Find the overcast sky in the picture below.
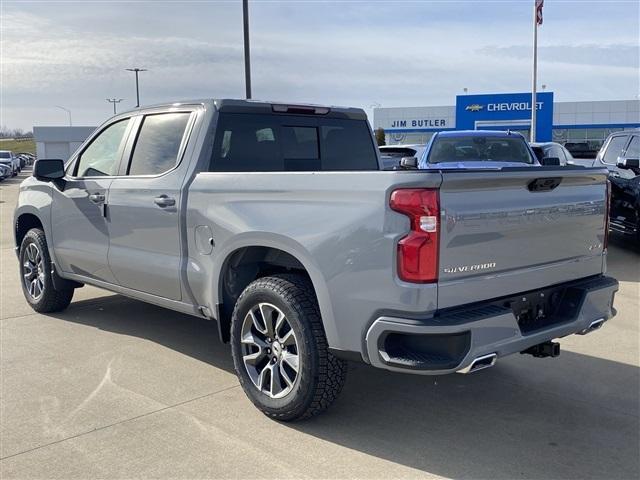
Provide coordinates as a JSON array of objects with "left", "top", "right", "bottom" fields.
[{"left": 1, "top": 0, "right": 639, "bottom": 130}]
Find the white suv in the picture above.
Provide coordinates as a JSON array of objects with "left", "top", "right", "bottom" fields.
[{"left": 0, "top": 150, "right": 20, "bottom": 176}]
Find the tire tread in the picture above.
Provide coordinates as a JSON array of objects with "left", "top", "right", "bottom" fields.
[{"left": 20, "top": 229, "right": 74, "bottom": 313}]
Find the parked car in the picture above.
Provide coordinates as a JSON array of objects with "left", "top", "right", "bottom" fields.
[
  {"left": 0, "top": 150, "right": 20, "bottom": 176},
  {"left": 19, "top": 154, "right": 34, "bottom": 168},
  {"left": 530, "top": 142, "right": 574, "bottom": 166},
  {"left": 0, "top": 163, "right": 11, "bottom": 180},
  {"left": 417, "top": 130, "right": 548, "bottom": 169},
  {"left": 564, "top": 141, "right": 599, "bottom": 159},
  {"left": 378, "top": 144, "right": 426, "bottom": 170},
  {"left": 15, "top": 99, "right": 618, "bottom": 421},
  {"left": 16, "top": 152, "right": 35, "bottom": 168},
  {"left": 17, "top": 153, "right": 35, "bottom": 166}
]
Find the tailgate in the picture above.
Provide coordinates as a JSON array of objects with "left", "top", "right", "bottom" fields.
[{"left": 437, "top": 167, "right": 609, "bottom": 309}]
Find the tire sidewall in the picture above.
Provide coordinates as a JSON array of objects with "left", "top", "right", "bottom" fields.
[
  {"left": 19, "top": 230, "right": 53, "bottom": 308},
  {"left": 231, "top": 279, "right": 319, "bottom": 416}
]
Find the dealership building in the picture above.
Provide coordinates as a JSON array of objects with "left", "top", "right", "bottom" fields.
[
  {"left": 33, "top": 126, "right": 97, "bottom": 161},
  {"left": 373, "top": 92, "right": 639, "bottom": 148}
]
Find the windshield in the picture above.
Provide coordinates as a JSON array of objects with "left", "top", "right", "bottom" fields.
[
  {"left": 428, "top": 136, "right": 534, "bottom": 164},
  {"left": 0, "top": 152, "right": 11, "bottom": 159}
]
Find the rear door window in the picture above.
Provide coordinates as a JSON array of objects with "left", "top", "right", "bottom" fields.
[
  {"left": 127, "top": 112, "right": 191, "bottom": 176},
  {"left": 602, "top": 135, "right": 629, "bottom": 164},
  {"left": 210, "top": 113, "right": 378, "bottom": 172}
]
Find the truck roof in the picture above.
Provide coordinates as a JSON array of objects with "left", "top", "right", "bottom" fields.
[{"left": 121, "top": 99, "right": 368, "bottom": 120}]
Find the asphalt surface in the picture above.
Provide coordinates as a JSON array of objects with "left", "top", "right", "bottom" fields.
[{"left": 1, "top": 168, "right": 638, "bottom": 479}]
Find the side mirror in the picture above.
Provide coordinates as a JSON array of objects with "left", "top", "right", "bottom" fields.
[
  {"left": 616, "top": 157, "right": 640, "bottom": 170},
  {"left": 33, "top": 158, "right": 65, "bottom": 181},
  {"left": 399, "top": 156, "right": 418, "bottom": 169},
  {"left": 541, "top": 157, "right": 561, "bottom": 166}
]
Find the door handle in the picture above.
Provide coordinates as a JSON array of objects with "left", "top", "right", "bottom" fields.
[
  {"left": 154, "top": 195, "right": 176, "bottom": 207},
  {"left": 88, "top": 193, "right": 105, "bottom": 204}
]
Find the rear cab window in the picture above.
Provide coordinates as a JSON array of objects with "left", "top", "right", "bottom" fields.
[
  {"left": 427, "top": 136, "right": 534, "bottom": 164},
  {"left": 209, "top": 113, "right": 378, "bottom": 172}
]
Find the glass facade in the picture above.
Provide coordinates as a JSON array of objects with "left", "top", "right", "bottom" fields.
[{"left": 552, "top": 127, "right": 634, "bottom": 151}]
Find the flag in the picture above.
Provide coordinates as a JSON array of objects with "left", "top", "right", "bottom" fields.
[{"left": 536, "top": 0, "right": 544, "bottom": 26}]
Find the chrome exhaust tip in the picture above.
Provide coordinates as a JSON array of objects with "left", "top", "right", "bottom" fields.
[
  {"left": 577, "top": 318, "right": 606, "bottom": 335},
  {"left": 457, "top": 353, "right": 497, "bottom": 374}
]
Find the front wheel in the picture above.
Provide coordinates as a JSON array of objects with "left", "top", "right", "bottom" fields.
[
  {"left": 230, "top": 274, "right": 347, "bottom": 421},
  {"left": 19, "top": 228, "right": 74, "bottom": 313}
]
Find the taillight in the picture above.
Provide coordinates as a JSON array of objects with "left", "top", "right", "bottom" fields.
[
  {"left": 604, "top": 180, "right": 611, "bottom": 250},
  {"left": 390, "top": 189, "right": 440, "bottom": 283}
]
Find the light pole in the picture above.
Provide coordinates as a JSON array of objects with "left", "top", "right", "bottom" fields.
[
  {"left": 242, "top": 0, "right": 251, "bottom": 99},
  {"left": 126, "top": 68, "right": 147, "bottom": 107},
  {"left": 106, "top": 98, "right": 124, "bottom": 115},
  {"left": 55, "top": 105, "right": 72, "bottom": 126}
]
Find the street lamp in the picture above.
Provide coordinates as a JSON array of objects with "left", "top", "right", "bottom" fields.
[
  {"left": 55, "top": 105, "right": 72, "bottom": 126},
  {"left": 242, "top": 0, "right": 252, "bottom": 99},
  {"left": 106, "top": 98, "right": 124, "bottom": 115},
  {"left": 126, "top": 67, "right": 147, "bottom": 107}
]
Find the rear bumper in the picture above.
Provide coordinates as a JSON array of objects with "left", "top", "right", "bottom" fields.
[{"left": 365, "top": 275, "right": 618, "bottom": 375}]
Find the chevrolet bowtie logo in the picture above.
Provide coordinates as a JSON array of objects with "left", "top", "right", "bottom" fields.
[{"left": 465, "top": 104, "right": 484, "bottom": 112}]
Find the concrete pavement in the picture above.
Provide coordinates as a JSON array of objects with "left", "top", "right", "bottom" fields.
[{"left": 1, "top": 169, "right": 638, "bottom": 479}]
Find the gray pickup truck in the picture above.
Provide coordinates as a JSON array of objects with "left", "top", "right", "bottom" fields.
[{"left": 14, "top": 99, "right": 618, "bottom": 420}]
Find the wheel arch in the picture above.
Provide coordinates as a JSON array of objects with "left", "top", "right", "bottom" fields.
[
  {"left": 15, "top": 211, "right": 45, "bottom": 251},
  {"left": 214, "top": 239, "right": 335, "bottom": 346}
]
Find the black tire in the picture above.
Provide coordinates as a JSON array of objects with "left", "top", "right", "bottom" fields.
[
  {"left": 230, "top": 274, "right": 347, "bottom": 421},
  {"left": 19, "top": 228, "right": 74, "bottom": 313}
]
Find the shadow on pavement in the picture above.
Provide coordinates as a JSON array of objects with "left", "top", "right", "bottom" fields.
[
  {"left": 50, "top": 294, "right": 235, "bottom": 374},
  {"left": 49, "top": 293, "right": 640, "bottom": 479},
  {"left": 607, "top": 240, "right": 640, "bottom": 283}
]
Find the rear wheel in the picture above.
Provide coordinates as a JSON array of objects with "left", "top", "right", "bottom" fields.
[
  {"left": 19, "top": 228, "right": 74, "bottom": 313},
  {"left": 230, "top": 274, "right": 347, "bottom": 421}
]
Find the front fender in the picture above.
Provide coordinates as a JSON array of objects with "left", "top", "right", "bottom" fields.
[{"left": 14, "top": 179, "right": 54, "bottom": 260}]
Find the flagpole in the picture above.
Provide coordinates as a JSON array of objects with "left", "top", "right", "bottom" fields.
[{"left": 531, "top": 0, "right": 538, "bottom": 143}]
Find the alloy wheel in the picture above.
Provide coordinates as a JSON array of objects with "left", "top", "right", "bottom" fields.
[
  {"left": 23, "top": 243, "right": 45, "bottom": 300},
  {"left": 240, "top": 302, "right": 300, "bottom": 398}
]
